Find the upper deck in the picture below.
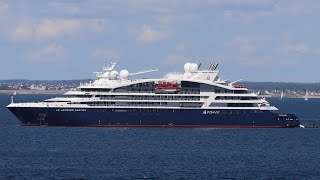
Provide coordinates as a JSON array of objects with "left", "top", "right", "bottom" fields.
[{"left": 75, "top": 62, "right": 247, "bottom": 93}]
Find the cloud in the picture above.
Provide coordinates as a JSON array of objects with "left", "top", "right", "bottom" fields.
[
  {"left": 156, "top": 15, "right": 175, "bottom": 28},
  {"left": 222, "top": 9, "right": 274, "bottom": 23},
  {"left": 90, "top": 19, "right": 107, "bottom": 33},
  {"left": 223, "top": 9, "right": 273, "bottom": 17},
  {"left": 273, "top": 1, "right": 308, "bottom": 16},
  {"left": 12, "top": 21, "right": 33, "bottom": 41},
  {"left": 208, "top": 0, "right": 272, "bottom": 6},
  {"left": 226, "top": 36, "right": 256, "bottom": 54},
  {"left": 231, "top": 36, "right": 250, "bottom": 45},
  {"left": 279, "top": 43, "right": 309, "bottom": 54},
  {"left": 220, "top": 0, "right": 314, "bottom": 23},
  {"left": 29, "top": 43, "right": 64, "bottom": 62},
  {"left": 128, "top": 0, "right": 173, "bottom": 14},
  {"left": 91, "top": 48, "right": 120, "bottom": 60},
  {"left": 210, "top": 0, "right": 275, "bottom": 19},
  {"left": 35, "top": 19, "right": 82, "bottom": 40},
  {"left": 47, "top": 2, "right": 81, "bottom": 14},
  {"left": 239, "top": 45, "right": 256, "bottom": 54},
  {"left": 137, "top": 25, "right": 170, "bottom": 43},
  {"left": 11, "top": 18, "right": 106, "bottom": 41},
  {"left": 217, "top": 55, "right": 298, "bottom": 68},
  {"left": 0, "top": 2, "right": 8, "bottom": 13}
]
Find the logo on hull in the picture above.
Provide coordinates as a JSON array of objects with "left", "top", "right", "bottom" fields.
[{"left": 202, "top": 110, "right": 220, "bottom": 115}]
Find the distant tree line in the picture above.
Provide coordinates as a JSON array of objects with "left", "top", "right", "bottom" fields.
[
  {"left": 243, "top": 82, "right": 320, "bottom": 91},
  {"left": 0, "top": 79, "right": 92, "bottom": 85},
  {"left": 0, "top": 80, "right": 319, "bottom": 91}
]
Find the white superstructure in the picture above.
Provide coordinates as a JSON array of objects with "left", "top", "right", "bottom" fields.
[{"left": 8, "top": 62, "right": 278, "bottom": 112}]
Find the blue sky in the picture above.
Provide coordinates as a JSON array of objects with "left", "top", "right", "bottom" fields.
[{"left": 0, "top": 0, "right": 319, "bottom": 82}]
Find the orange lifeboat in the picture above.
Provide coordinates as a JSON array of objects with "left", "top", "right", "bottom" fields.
[
  {"left": 233, "top": 84, "right": 247, "bottom": 88},
  {"left": 155, "top": 82, "right": 181, "bottom": 92}
]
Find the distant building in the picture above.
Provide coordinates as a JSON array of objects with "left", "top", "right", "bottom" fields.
[{"left": 29, "top": 84, "right": 46, "bottom": 91}]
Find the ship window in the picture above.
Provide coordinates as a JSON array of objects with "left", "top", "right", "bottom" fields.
[
  {"left": 234, "top": 90, "right": 247, "bottom": 94},
  {"left": 250, "top": 110, "right": 261, "bottom": 113},
  {"left": 228, "top": 110, "right": 232, "bottom": 114},
  {"left": 181, "top": 81, "right": 200, "bottom": 88},
  {"left": 234, "top": 110, "right": 239, "bottom": 114},
  {"left": 240, "top": 97, "right": 250, "bottom": 100},
  {"left": 227, "top": 103, "right": 253, "bottom": 107},
  {"left": 221, "top": 110, "right": 226, "bottom": 114}
]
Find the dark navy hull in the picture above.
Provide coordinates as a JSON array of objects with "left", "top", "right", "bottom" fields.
[{"left": 7, "top": 107, "right": 300, "bottom": 128}]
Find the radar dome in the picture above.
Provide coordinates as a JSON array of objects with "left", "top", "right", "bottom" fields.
[
  {"left": 189, "top": 63, "right": 198, "bottom": 73},
  {"left": 110, "top": 71, "right": 119, "bottom": 79},
  {"left": 119, "top": 70, "right": 129, "bottom": 79},
  {"left": 184, "top": 63, "right": 191, "bottom": 73}
]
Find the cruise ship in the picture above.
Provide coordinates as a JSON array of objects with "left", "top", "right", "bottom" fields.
[{"left": 7, "top": 62, "right": 300, "bottom": 128}]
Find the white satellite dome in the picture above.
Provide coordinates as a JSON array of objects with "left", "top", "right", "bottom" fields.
[
  {"left": 110, "top": 71, "right": 119, "bottom": 79},
  {"left": 189, "top": 63, "right": 198, "bottom": 73},
  {"left": 119, "top": 70, "right": 129, "bottom": 79},
  {"left": 184, "top": 63, "right": 191, "bottom": 73}
]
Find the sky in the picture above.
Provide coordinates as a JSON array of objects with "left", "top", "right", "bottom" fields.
[{"left": 0, "top": 0, "right": 319, "bottom": 82}]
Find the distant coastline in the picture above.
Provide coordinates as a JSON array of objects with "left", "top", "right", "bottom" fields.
[
  {"left": 1, "top": 90, "right": 320, "bottom": 99},
  {"left": 1, "top": 80, "right": 320, "bottom": 97},
  {"left": 263, "top": 95, "right": 320, "bottom": 99},
  {"left": 0, "top": 90, "right": 66, "bottom": 94}
]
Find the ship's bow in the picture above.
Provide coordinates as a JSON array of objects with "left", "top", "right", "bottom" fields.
[{"left": 7, "top": 103, "right": 48, "bottom": 126}]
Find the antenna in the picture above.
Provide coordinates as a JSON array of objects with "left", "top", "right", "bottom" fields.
[
  {"left": 230, "top": 79, "right": 242, "bottom": 84},
  {"left": 197, "top": 62, "right": 202, "bottom": 69},
  {"left": 129, "top": 69, "right": 158, "bottom": 76},
  {"left": 103, "top": 62, "right": 116, "bottom": 71},
  {"left": 228, "top": 79, "right": 243, "bottom": 87}
]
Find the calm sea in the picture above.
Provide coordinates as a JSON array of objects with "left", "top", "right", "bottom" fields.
[{"left": 0, "top": 94, "right": 320, "bottom": 179}]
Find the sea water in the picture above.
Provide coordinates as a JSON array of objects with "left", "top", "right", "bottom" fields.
[{"left": 0, "top": 94, "right": 319, "bottom": 179}]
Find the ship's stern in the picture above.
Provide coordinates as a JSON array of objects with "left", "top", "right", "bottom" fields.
[{"left": 277, "top": 113, "right": 300, "bottom": 128}]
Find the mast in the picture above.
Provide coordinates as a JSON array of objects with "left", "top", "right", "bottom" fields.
[{"left": 304, "top": 89, "right": 309, "bottom": 101}]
